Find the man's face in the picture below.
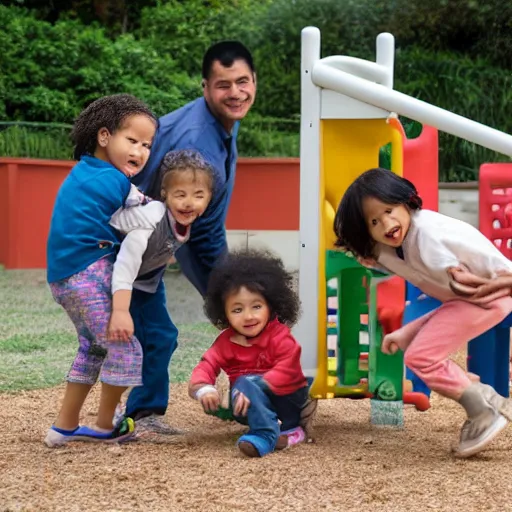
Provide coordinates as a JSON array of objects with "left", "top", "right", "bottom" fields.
[{"left": 203, "top": 59, "right": 256, "bottom": 132}]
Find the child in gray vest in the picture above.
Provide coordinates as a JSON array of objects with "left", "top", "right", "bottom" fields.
[{"left": 107, "top": 149, "right": 214, "bottom": 341}]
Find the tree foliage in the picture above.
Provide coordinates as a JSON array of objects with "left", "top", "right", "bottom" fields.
[
  {"left": 1, "top": 0, "right": 511, "bottom": 180},
  {"left": 0, "top": 5, "right": 199, "bottom": 122},
  {"left": 1, "top": 0, "right": 158, "bottom": 35}
]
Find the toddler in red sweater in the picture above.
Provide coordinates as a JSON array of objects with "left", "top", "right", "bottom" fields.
[{"left": 189, "top": 249, "right": 317, "bottom": 457}]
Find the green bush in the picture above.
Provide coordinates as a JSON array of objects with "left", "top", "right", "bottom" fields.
[
  {"left": 236, "top": 0, "right": 512, "bottom": 180},
  {"left": 138, "top": 0, "right": 270, "bottom": 76},
  {"left": 238, "top": 115, "right": 299, "bottom": 157},
  {"left": 0, "top": 123, "right": 73, "bottom": 160},
  {"left": 1, "top": 1, "right": 511, "bottom": 181},
  {"left": 0, "top": 6, "right": 199, "bottom": 122},
  {"left": 386, "top": 0, "right": 512, "bottom": 68},
  {"left": 0, "top": 118, "right": 300, "bottom": 160},
  {"left": 395, "top": 47, "right": 512, "bottom": 181}
]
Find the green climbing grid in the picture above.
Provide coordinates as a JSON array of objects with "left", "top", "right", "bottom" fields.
[{"left": 325, "top": 250, "right": 403, "bottom": 402}]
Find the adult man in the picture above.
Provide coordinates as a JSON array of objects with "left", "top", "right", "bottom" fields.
[{"left": 126, "top": 40, "right": 257, "bottom": 437}]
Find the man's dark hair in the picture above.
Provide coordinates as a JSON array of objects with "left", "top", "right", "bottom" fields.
[{"left": 202, "top": 40, "right": 255, "bottom": 79}]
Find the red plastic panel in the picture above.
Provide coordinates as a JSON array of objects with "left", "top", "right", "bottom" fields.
[{"left": 479, "top": 163, "right": 512, "bottom": 259}]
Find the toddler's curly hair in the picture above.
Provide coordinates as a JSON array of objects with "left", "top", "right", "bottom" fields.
[
  {"left": 71, "top": 93, "right": 157, "bottom": 160},
  {"left": 204, "top": 248, "right": 301, "bottom": 330},
  {"left": 153, "top": 149, "right": 215, "bottom": 200}
]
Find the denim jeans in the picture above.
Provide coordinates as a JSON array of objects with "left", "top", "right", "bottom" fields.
[
  {"left": 126, "top": 279, "right": 178, "bottom": 418},
  {"left": 232, "top": 375, "right": 308, "bottom": 456}
]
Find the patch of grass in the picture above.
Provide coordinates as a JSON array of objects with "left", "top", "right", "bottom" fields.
[
  {"left": 0, "top": 341, "right": 77, "bottom": 392},
  {"left": 171, "top": 323, "right": 217, "bottom": 382},
  {"left": 0, "top": 268, "right": 216, "bottom": 393},
  {"left": 2, "top": 332, "right": 74, "bottom": 353}
]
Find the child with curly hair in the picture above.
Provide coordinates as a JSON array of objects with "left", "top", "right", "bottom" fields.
[
  {"left": 45, "top": 94, "right": 157, "bottom": 447},
  {"left": 189, "top": 249, "right": 317, "bottom": 458}
]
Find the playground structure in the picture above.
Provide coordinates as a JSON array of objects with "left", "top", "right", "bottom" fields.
[
  {"left": 295, "top": 27, "right": 512, "bottom": 425},
  {"left": 467, "top": 163, "right": 512, "bottom": 397}
]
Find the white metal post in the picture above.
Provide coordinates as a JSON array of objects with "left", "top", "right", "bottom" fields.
[{"left": 294, "top": 27, "right": 322, "bottom": 378}]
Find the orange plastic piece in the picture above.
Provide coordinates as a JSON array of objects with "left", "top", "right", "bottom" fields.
[{"left": 403, "top": 392, "right": 431, "bottom": 411}]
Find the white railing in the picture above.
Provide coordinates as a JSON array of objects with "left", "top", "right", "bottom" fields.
[{"left": 304, "top": 26, "right": 512, "bottom": 157}]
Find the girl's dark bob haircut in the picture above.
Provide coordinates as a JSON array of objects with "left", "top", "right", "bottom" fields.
[{"left": 334, "top": 167, "right": 422, "bottom": 258}]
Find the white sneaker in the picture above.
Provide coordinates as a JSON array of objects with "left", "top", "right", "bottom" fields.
[
  {"left": 44, "top": 427, "right": 77, "bottom": 448},
  {"left": 476, "top": 382, "right": 512, "bottom": 421},
  {"left": 455, "top": 409, "right": 508, "bottom": 458},
  {"left": 44, "top": 419, "right": 135, "bottom": 448}
]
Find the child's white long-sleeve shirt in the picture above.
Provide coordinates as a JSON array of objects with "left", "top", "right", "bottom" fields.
[
  {"left": 109, "top": 186, "right": 189, "bottom": 294},
  {"left": 376, "top": 209, "right": 512, "bottom": 303}
]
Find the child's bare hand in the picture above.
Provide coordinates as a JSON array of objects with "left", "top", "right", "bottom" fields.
[
  {"left": 382, "top": 333, "right": 400, "bottom": 355},
  {"left": 199, "top": 391, "right": 220, "bottom": 413},
  {"left": 449, "top": 267, "right": 512, "bottom": 303},
  {"left": 233, "top": 391, "right": 251, "bottom": 416},
  {"left": 108, "top": 310, "right": 134, "bottom": 341},
  {"left": 472, "top": 271, "right": 512, "bottom": 299}
]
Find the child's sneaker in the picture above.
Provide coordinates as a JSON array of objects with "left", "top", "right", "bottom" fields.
[
  {"left": 45, "top": 426, "right": 82, "bottom": 448},
  {"left": 456, "top": 409, "right": 507, "bottom": 458},
  {"left": 275, "top": 434, "right": 289, "bottom": 450},
  {"left": 238, "top": 441, "right": 260, "bottom": 457},
  {"left": 279, "top": 426, "right": 306, "bottom": 449},
  {"left": 274, "top": 426, "right": 307, "bottom": 451},
  {"left": 476, "top": 382, "right": 512, "bottom": 421},
  {"left": 238, "top": 427, "right": 306, "bottom": 456},
  {"left": 133, "top": 413, "right": 185, "bottom": 442},
  {"left": 44, "top": 417, "right": 135, "bottom": 448},
  {"left": 455, "top": 383, "right": 508, "bottom": 458}
]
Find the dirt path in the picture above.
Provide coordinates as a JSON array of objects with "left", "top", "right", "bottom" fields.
[
  {"left": 3, "top": 271, "right": 512, "bottom": 510},
  {"left": 2, "top": 381, "right": 512, "bottom": 512}
]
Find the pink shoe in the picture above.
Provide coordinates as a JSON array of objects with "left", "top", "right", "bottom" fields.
[{"left": 279, "top": 426, "right": 306, "bottom": 449}]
